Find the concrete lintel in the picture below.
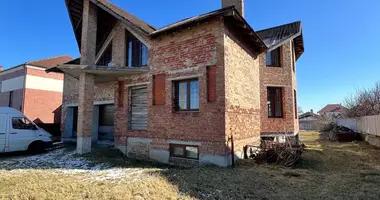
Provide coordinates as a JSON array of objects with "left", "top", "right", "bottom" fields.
[
  {"left": 125, "top": 82, "right": 150, "bottom": 87},
  {"left": 264, "top": 84, "right": 292, "bottom": 88},
  {"left": 167, "top": 74, "right": 202, "bottom": 81},
  {"left": 65, "top": 100, "right": 114, "bottom": 108},
  {"left": 128, "top": 137, "right": 153, "bottom": 143}
]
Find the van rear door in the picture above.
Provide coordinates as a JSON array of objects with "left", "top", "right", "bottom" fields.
[
  {"left": 0, "top": 114, "right": 7, "bottom": 152},
  {"left": 8, "top": 116, "right": 37, "bottom": 152}
]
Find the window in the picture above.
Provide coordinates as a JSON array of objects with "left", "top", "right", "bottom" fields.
[
  {"left": 12, "top": 117, "right": 35, "bottom": 130},
  {"left": 174, "top": 79, "right": 199, "bottom": 111},
  {"left": 170, "top": 144, "right": 199, "bottom": 160},
  {"left": 267, "top": 87, "right": 283, "bottom": 118},
  {"left": 97, "top": 42, "right": 113, "bottom": 66},
  {"left": 294, "top": 90, "right": 298, "bottom": 119},
  {"left": 126, "top": 31, "right": 148, "bottom": 67},
  {"left": 8, "top": 91, "right": 13, "bottom": 107},
  {"left": 266, "top": 47, "right": 281, "bottom": 67}
]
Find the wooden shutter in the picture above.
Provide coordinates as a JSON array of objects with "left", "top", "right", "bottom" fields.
[
  {"left": 153, "top": 74, "right": 166, "bottom": 105},
  {"left": 207, "top": 66, "right": 217, "bottom": 102}
]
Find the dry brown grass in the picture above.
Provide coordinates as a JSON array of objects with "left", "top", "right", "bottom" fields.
[{"left": 1, "top": 131, "right": 380, "bottom": 200}]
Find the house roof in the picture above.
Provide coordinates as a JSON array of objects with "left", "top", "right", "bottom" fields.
[
  {"left": 151, "top": 6, "right": 267, "bottom": 52},
  {"left": 318, "top": 104, "right": 346, "bottom": 114},
  {"left": 256, "top": 21, "right": 304, "bottom": 60},
  {"left": 299, "top": 111, "right": 318, "bottom": 119},
  {"left": 93, "top": 0, "right": 156, "bottom": 34},
  {"left": 66, "top": 0, "right": 156, "bottom": 51},
  {"left": 26, "top": 55, "right": 73, "bottom": 68}
]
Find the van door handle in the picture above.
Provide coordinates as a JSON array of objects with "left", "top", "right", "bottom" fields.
[
  {"left": 0, "top": 133, "right": 5, "bottom": 135},
  {"left": 9, "top": 132, "right": 17, "bottom": 135}
]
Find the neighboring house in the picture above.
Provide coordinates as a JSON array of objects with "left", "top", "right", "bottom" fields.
[
  {"left": 299, "top": 109, "right": 319, "bottom": 130},
  {"left": 318, "top": 104, "right": 346, "bottom": 120},
  {"left": 0, "top": 55, "right": 71, "bottom": 126},
  {"left": 47, "top": 0, "right": 304, "bottom": 167}
]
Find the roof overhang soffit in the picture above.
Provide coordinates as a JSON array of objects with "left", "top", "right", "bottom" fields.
[{"left": 66, "top": 0, "right": 151, "bottom": 51}]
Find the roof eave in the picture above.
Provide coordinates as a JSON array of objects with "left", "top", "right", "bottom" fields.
[{"left": 150, "top": 7, "right": 267, "bottom": 53}]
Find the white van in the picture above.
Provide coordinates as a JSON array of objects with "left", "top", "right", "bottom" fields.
[{"left": 0, "top": 107, "right": 53, "bottom": 153}]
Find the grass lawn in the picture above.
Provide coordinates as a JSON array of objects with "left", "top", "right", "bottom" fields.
[{"left": 1, "top": 131, "right": 380, "bottom": 200}]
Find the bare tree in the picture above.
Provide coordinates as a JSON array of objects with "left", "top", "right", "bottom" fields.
[
  {"left": 344, "top": 82, "right": 380, "bottom": 117},
  {"left": 298, "top": 107, "right": 304, "bottom": 115}
]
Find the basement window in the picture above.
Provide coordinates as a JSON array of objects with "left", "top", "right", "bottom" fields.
[
  {"left": 170, "top": 144, "right": 199, "bottom": 160},
  {"left": 126, "top": 31, "right": 148, "bottom": 67},
  {"left": 174, "top": 79, "right": 199, "bottom": 111},
  {"left": 266, "top": 47, "right": 281, "bottom": 67},
  {"left": 267, "top": 87, "right": 283, "bottom": 118}
]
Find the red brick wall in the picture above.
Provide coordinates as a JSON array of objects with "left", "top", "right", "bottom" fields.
[
  {"left": 114, "top": 19, "right": 227, "bottom": 156},
  {"left": 260, "top": 41, "right": 299, "bottom": 135},
  {"left": 207, "top": 66, "right": 217, "bottom": 102},
  {"left": 26, "top": 67, "right": 63, "bottom": 80},
  {"left": 224, "top": 27, "right": 261, "bottom": 156},
  {"left": 23, "top": 88, "right": 62, "bottom": 123}
]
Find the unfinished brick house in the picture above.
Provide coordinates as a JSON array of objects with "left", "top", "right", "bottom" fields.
[
  {"left": 0, "top": 55, "right": 71, "bottom": 126},
  {"left": 48, "top": 0, "right": 304, "bottom": 167}
]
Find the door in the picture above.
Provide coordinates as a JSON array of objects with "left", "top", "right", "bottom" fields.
[
  {"left": 0, "top": 114, "right": 7, "bottom": 152},
  {"left": 129, "top": 86, "right": 148, "bottom": 130},
  {"left": 98, "top": 104, "right": 114, "bottom": 140},
  {"left": 8, "top": 116, "right": 38, "bottom": 152}
]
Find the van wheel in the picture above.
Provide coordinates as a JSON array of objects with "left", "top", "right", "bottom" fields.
[{"left": 28, "top": 141, "right": 46, "bottom": 154}]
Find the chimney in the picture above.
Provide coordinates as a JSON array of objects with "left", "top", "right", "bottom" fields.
[
  {"left": 222, "top": 0, "right": 244, "bottom": 17},
  {"left": 0, "top": 65, "right": 2, "bottom": 72},
  {"left": 310, "top": 109, "right": 314, "bottom": 114}
]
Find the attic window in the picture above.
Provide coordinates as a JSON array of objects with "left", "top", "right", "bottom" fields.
[
  {"left": 266, "top": 47, "right": 281, "bottom": 67},
  {"left": 126, "top": 30, "right": 148, "bottom": 67},
  {"left": 97, "top": 42, "right": 112, "bottom": 66}
]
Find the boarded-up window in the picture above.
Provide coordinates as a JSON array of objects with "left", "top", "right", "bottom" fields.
[
  {"left": 129, "top": 86, "right": 148, "bottom": 130},
  {"left": 153, "top": 74, "right": 165, "bottom": 105},
  {"left": 207, "top": 66, "right": 216, "bottom": 102}
]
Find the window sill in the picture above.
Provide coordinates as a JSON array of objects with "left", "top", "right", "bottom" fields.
[
  {"left": 169, "top": 156, "right": 199, "bottom": 161},
  {"left": 174, "top": 110, "right": 200, "bottom": 113},
  {"left": 266, "top": 65, "right": 282, "bottom": 68},
  {"left": 268, "top": 117, "right": 284, "bottom": 119}
]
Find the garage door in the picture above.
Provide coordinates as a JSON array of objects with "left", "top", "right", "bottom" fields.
[{"left": 130, "top": 85, "right": 148, "bottom": 130}]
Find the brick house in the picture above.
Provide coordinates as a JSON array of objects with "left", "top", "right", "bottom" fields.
[
  {"left": 0, "top": 55, "right": 71, "bottom": 127},
  {"left": 48, "top": 0, "right": 304, "bottom": 167}
]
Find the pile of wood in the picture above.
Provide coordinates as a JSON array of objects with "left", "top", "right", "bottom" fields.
[{"left": 244, "top": 135, "right": 305, "bottom": 167}]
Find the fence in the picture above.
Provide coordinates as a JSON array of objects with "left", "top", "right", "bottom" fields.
[{"left": 337, "top": 115, "right": 380, "bottom": 137}]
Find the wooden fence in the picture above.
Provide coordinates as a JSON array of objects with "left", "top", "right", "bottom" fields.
[{"left": 337, "top": 115, "right": 380, "bottom": 136}]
